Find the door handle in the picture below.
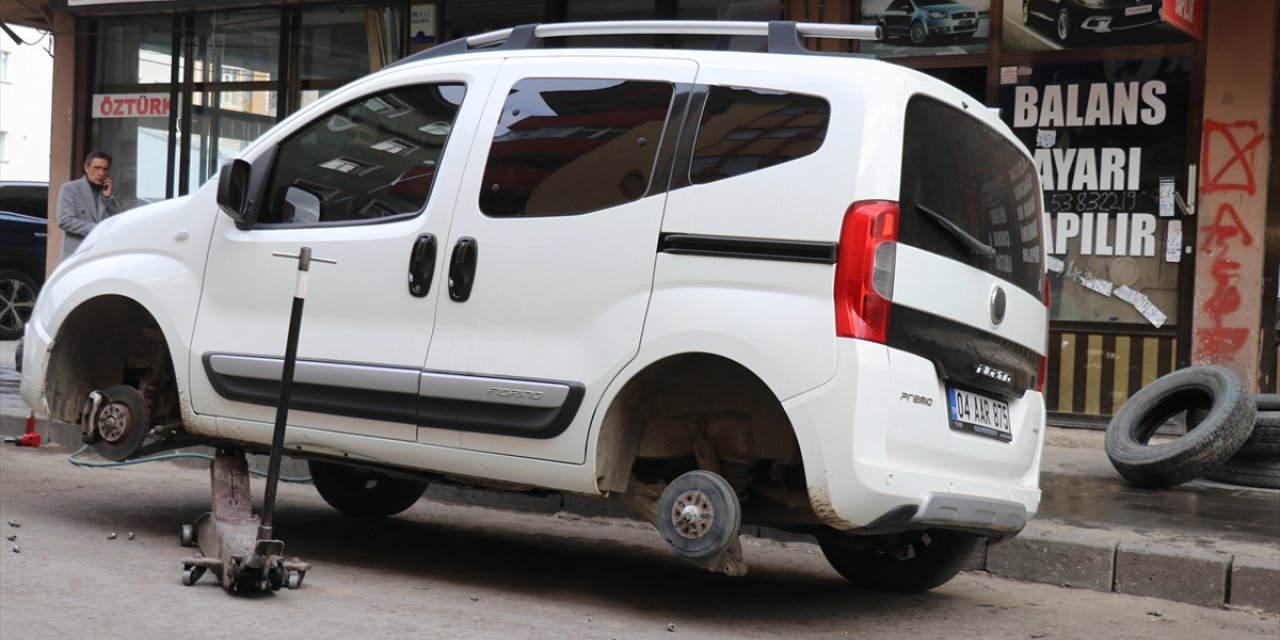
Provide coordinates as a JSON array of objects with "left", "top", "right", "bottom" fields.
[
  {"left": 407, "top": 233, "right": 437, "bottom": 297},
  {"left": 448, "top": 236, "right": 478, "bottom": 302}
]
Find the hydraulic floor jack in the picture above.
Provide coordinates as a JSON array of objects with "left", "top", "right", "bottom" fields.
[
  {"left": 179, "top": 449, "right": 310, "bottom": 590},
  {"left": 179, "top": 247, "right": 332, "bottom": 592}
]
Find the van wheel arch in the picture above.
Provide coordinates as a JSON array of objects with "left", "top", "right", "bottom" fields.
[
  {"left": 595, "top": 353, "right": 804, "bottom": 500},
  {"left": 43, "top": 295, "right": 181, "bottom": 432}
]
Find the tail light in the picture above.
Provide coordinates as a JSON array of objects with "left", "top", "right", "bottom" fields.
[
  {"left": 834, "top": 200, "right": 899, "bottom": 343},
  {"left": 1037, "top": 273, "right": 1051, "bottom": 392}
]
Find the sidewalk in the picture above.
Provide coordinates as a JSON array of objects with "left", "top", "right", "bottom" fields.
[{"left": 2, "top": 339, "right": 1277, "bottom": 611}]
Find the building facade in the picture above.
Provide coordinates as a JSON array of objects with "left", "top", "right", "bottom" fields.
[
  {"left": 1, "top": 0, "right": 1276, "bottom": 424},
  {"left": 0, "top": 24, "right": 53, "bottom": 181}
]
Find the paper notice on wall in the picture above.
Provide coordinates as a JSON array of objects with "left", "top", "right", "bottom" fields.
[
  {"left": 1159, "top": 177, "right": 1176, "bottom": 217},
  {"left": 1134, "top": 297, "right": 1167, "bottom": 328},
  {"left": 1036, "top": 129, "right": 1057, "bottom": 149},
  {"left": 1114, "top": 285, "right": 1140, "bottom": 305},
  {"left": 1165, "top": 220, "right": 1182, "bottom": 263},
  {"left": 1000, "top": 66, "right": 1018, "bottom": 85},
  {"left": 1081, "top": 277, "right": 1114, "bottom": 297},
  {"left": 1046, "top": 255, "right": 1064, "bottom": 273},
  {"left": 1113, "top": 285, "right": 1167, "bottom": 327}
]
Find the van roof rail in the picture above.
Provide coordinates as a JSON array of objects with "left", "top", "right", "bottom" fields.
[{"left": 393, "top": 20, "right": 883, "bottom": 67}]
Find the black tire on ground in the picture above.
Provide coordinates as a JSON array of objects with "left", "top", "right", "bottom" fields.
[
  {"left": 1241, "top": 411, "right": 1280, "bottom": 455},
  {"left": 1204, "top": 454, "right": 1280, "bottom": 490},
  {"left": 0, "top": 268, "right": 39, "bottom": 341},
  {"left": 308, "top": 460, "right": 428, "bottom": 517},
  {"left": 817, "top": 528, "right": 979, "bottom": 593},
  {"left": 1105, "top": 365, "right": 1255, "bottom": 488},
  {"left": 1255, "top": 394, "right": 1280, "bottom": 412},
  {"left": 1190, "top": 405, "right": 1280, "bottom": 457}
]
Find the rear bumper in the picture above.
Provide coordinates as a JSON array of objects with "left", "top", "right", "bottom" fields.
[{"left": 784, "top": 339, "right": 1044, "bottom": 536}]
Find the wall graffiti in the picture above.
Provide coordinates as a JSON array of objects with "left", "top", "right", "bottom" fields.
[
  {"left": 1196, "top": 119, "right": 1264, "bottom": 362},
  {"left": 1201, "top": 120, "right": 1265, "bottom": 195}
]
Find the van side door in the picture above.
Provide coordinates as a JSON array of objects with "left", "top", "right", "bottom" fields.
[
  {"left": 189, "top": 62, "right": 496, "bottom": 446},
  {"left": 420, "top": 57, "right": 697, "bottom": 463}
]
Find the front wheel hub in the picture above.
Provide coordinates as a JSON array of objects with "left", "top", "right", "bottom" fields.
[{"left": 97, "top": 403, "right": 133, "bottom": 443}]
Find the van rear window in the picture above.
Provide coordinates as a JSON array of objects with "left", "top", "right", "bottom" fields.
[{"left": 898, "top": 96, "right": 1044, "bottom": 298}]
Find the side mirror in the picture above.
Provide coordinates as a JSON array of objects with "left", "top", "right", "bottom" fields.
[
  {"left": 282, "top": 186, "right": 322, "bottom": 224},
  {"left": 216, "top": 159, "right": 258, "bottom": 229}
]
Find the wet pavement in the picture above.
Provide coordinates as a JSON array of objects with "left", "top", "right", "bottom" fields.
[{"left": 1040, "top": 470, "right": 1278, "bottom": 542}]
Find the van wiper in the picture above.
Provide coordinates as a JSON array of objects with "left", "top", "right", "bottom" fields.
[{"left": 916, "top": 203, "right": 996, "bottom": 259}]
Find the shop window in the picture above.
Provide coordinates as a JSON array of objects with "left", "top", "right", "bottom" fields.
[
  {"left": 479, "top": 78, "right": 675, "bottom": 218},
  {"left": 94, "top": 17, "right": 176, "bottom": 86},
  {"left": 261, "top": 83, "right": 465, "bottom": 225},
  {"left": 302, "top": 6, "right": 402, "bottom": 80},
  {"left": 998, "top": 58, "right": 1193, "bottom": 328},
  {"left": 688, "top": 86, "right": 828, "bottom": 185},
  {"left": 918, "top": 66, "right": 986, "bottom": 103},
  {"left": 444, "top": 0, "right": 544, "bottom": 37}
]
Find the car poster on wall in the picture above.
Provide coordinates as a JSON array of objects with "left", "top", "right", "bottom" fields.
[
  {"left": 998, "top": 57, "right": 1192, "bottom": 327},
  {"left": 1001, "top": 0, "right": 1193, "bottom": 52},
  {"left": 860, "top": 0, "right": 990, "bottom": 57}
]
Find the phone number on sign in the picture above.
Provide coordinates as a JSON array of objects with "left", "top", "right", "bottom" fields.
[{"left": 1047, "top": 191, "right": 1140, "bottom": 214}]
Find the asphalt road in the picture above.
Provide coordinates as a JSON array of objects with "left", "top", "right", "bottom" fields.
[{"left": 2, "top": 445, "right": 1276, "bottom": 640}]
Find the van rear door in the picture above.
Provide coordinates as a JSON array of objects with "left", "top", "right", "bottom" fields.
[{"left": 888, "top": 95, "right": 1047, "bottom": 411}]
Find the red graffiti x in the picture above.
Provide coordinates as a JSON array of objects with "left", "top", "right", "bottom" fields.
[{"left": 1201, "top": 120, "right": 1265, "bottom": 195}]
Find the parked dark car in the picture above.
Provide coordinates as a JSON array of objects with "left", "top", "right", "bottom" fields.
[
  {"left": 0, "top": 180, "right": 50, "bottom": 341},
  {"left": 1022, "top": 0, "right": 1163, "bottom": 44},
  {"left": 877, "top": 0, "right": 980, "bottom": 45},
  {"left": 0, "top": 180, "right": 50, "bottom": 220}
]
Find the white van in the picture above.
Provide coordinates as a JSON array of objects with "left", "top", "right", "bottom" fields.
[{"left": 22, "top": 21, "right": 1049, "bottom": 592}]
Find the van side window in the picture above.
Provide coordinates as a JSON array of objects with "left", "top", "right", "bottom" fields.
[
  {"left": 689, "top": 86, "right": 829, "bottom": 185},
  {"left": 480, "top": 78, "right": 675, "bottom": 217},
  {"left": 260, "top": 83, "right": 465, "bottom": 225}
]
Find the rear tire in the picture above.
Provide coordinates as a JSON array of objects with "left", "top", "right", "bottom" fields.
[
  {"left": 818, "top": 528, "right": 979, "bottom": 593},
  {"left": 308, "top": 460, "right": 427, "bottom": 517}
]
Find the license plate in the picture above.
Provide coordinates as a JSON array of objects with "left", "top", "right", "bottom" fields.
[
  {"left": 948, "top": 387, "right": 1012, "bottom": 442},
  {"left": 958, "top": 19, "right": 972, "bottom": 25},
  {"left": 1125, "top": 5, "right": 1152, "bottom": 15}
]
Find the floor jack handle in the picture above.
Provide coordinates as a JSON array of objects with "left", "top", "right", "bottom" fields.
[{"left": 259, "top": 247, "right": 336, "bottom": 540}]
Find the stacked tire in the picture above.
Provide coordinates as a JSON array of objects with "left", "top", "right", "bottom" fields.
[
  {"left": 1203, "top": 394, "right": 1280, "bottom": 489},
  {"left": 1104, "top": 366, "right": 1279, "bottom": 490}
]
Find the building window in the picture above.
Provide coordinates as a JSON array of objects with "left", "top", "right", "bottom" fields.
[{"left": 89, "top": 4, "right": 404, "bottom": 204}]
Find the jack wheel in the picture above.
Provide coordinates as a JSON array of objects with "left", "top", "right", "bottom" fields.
[
  {"left": 286, "top": 570, "right": 305, "bottom": 589},
  {"left": 657, "top": 470, "right": 741, "bottom": 561},
  {"left": 181, "top": 565, "right": 206, "bottom": 586},
  {"left": 180, "top": 524, "right": 196, "bottom": 547},
  {"left": 92, "top": 385, "right": 150, "bottom": 461}
]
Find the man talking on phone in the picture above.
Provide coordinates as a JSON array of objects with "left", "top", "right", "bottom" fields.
[{"left": 57, "top": 150, "right": 123, "bottom": 261}]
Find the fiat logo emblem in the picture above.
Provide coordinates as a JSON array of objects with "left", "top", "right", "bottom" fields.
[{"left": 990, "top": 286, "right": 1006, "bottom": 327}]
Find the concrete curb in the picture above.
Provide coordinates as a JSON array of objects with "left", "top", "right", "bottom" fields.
[{"left": 3, "top": 411, "right": 1277, "bottom": 613}]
